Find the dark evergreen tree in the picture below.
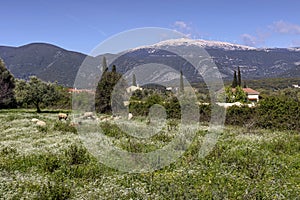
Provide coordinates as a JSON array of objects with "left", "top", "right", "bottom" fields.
[
  {"left": 243, "top": 81, "right": 247, "bottom": 88},
  {"left": 0, "top": 59, "right": 16, "bottom": 108},
  {"left": 95, "top": 66, "right": 126, "bottom": 114},
  {"left": 102, "top": 56, "right": 108, "bottom": 73},
  {"left": 132, "top": 74, "right": 137, "bottom": 86},
  {"left": 237, "top": 67, "right": 242, "bottom": 87},
  {"left": 112, "top": 65, "right": 116, "bottom": 73},
  {"left": 232, "top": 70, "right": 238, "bottom": 88},
  {"left": 179, "top": 70, "right": 184, "bottom": 94}
]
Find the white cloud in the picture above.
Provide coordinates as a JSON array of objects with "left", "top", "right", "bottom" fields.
[
  {"left": 241, "top": 34, "right": 257, "bottom": 47},
  {"left": 270, "top": 20, "right": 300, "bottom": 34},
  {"left": 172, "top": 21, "right": 193, "bottom": 38},
  {"left": 172, "top": 21, "right": 204, "bottom": 39},
  {"left": 174, "top": 21, "right": 190, "bottom": 30},
  {"left": 240, "top": 30, "right": 270, "bottom": 47}
]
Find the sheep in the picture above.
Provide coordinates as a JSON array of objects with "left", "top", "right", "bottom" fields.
[
  {"left": 36, "top": 120, "right": 46, "bottom": 126},
  {"left": 58, "top": 113, "right": 68, "bottom": 120},
  {"left": 83, "top": 112, "right": 95, "bottom": 119},
  {"left": 128, "top": 113, "right": 133, "bottom": 120},
  {"left": 31, "top": 118, "right": 39, "bottom": 122}
]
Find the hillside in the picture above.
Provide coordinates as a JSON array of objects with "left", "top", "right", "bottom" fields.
[
  {"left": 0, "top": 43, "right": 87, "bottom": 87},
  {"left": 1, "top": 39, "right": 300, "bottom": 86}
]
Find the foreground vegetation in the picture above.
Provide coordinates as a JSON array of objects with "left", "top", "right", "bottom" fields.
[{"left": 0, "top": 109, "right": 299, "bottom": 199}]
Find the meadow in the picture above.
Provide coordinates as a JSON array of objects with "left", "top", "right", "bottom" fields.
[{"left": 0, "top": 109, "right": 299, "bottom": 199}]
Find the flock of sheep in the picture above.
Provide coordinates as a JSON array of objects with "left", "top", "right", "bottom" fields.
[{"left": 30, "top": 112, "right": 134, "bottom": 127}]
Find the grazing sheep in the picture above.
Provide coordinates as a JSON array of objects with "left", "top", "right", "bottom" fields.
[
  {"left": 58, "top": 113, "right": 68, "bottom": 120},
  {"left": 31, "top": 118, "right": 39, "bottom": 122},
  {"left": 128, "top": 113, "right": 133, "bottom": 120},
  {"left": 83, "top": 112, "right": 95, "bottom": 119},
  {"left": 36, "top": 120, "right": 46, "bottom": 126}
]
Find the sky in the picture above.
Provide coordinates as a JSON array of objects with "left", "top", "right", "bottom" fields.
[{"left": 1, "top": 0, "right": 300, "bottom": 54}]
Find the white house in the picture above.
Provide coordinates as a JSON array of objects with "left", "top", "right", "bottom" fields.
[
  {"left": 292, "top": 84, "right": 300, "bottom": 88},
  {"left": 242, "top": 88, "right": 260, "bottom": 102},
  {"left": 126, "top": 85, "right": 142, "bottom": 93}
]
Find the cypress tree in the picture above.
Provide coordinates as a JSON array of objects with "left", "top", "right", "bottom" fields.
[
  {"left": 237, "top": 67, "right": 242, "bottom": 87},
  {"left": 132, "top": 74, "right": 137, "bottom": 86},
  {"left": 232, "top": 70, "right": 238, "bottom": 88},
  {"left": 0, "top": 59, "right": 16, "bottom": 108},
  {"left": 179, "top": 70, "right": 184, "bottom": 94},
  {"left": 112, "top": 65, "right": 116, "bottom": 73},
  {"left": 102, "top": 56, "right": 108, "bottom": 73},
  {"left": 95, "top": 65, "right": 127, "bottom": 114}
]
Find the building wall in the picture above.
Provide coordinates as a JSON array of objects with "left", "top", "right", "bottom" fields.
[{"left": 247, "top": 94, "right": 259, "bottom": 102}]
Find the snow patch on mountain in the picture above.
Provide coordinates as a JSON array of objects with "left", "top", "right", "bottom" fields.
[
  {"left": 152, "top": 38, "right": 256, "bottom": 50},
  {"left": 127, "top": 38, "right": 256, "bottom": 52}
]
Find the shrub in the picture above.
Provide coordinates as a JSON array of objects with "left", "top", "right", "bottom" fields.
[
  {"left": 38, "top": 179, "right": 72, "bottom": 200},
  {"left": 64, "top": 144, "right": 90, "bottom": 165},
  {"left": 226, "top": 105, "right": 257, "bottom": 126},
  {"left": 256, "top": 96, "right": 300, "bottom": 131},
  {"left": 53, "top": 121, "right": 77, "bottom": 134},
  {"left": 37, "top": 125, "right": 48, "bottom": 133}
]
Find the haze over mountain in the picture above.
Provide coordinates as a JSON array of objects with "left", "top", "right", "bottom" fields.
[{"left": 0, "top": 39, "right": 300, "bottom": 87}]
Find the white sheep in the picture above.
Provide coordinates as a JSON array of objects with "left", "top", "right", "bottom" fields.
[
  {"left": 83, "top": 112, "right": 95, "bottom": 119},
  {"left": 58, "top": 113, "right": 68, "bottom": 120},
  {"left": 36, "top": 120, "right": 46, "bottom": 126},
  {"left": 31, "top": 118, "right": 39, "bottom": 122},
  {"left": 128, "top": 113, "right": 133, "bottom": 120}
]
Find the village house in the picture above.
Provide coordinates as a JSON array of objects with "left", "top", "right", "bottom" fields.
[
  {"left": 126, "top": 85, "right": 142, "bottom": 93},
  {"left": 242, "top": 88, "right": 260, "bottom": 102}
]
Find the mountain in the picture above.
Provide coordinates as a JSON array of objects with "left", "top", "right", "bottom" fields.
[
  {"left": 0, "top": 43, "right": 87, "bottom": 87},
  {"left": 1, "top": 39, "right": 300, "bottom": 87},
  {"left": 120, "top": 38, "right": 300, "bottom": 82}
]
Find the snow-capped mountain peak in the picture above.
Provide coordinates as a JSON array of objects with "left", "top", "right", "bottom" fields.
[{"left": 150, "top": 38, "right": 256, "bottom": 51}]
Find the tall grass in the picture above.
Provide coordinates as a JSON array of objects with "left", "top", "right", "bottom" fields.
[{"left": 0, "top": 110, "right": 299, "bottom": 199}]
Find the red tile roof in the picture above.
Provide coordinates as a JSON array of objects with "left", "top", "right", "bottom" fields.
[{"left": 242, "top": 88, "right": 260, "bottom": 95}]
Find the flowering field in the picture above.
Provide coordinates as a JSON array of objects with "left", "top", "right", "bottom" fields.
[{"left": 0, "top": 109, "right": 299, "bottom": 199}]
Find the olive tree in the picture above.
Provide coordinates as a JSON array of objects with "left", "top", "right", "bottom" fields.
[{"left": 15, "top": 76, "right": 59, "bottom": 112}]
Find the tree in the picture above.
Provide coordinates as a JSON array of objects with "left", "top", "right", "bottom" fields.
[
  {"left": 132, "top": 74, "right": 137, "bottom": 86},
  {"left": 224, "top": 86, "right": 247, "bottom": 103},
  {"left": 179, "top": 70, "right": 184, "bottom": 94},
  {"left": 225, "top": 86, "right": 234, "bottom": 103},
  {"left": 243, "top": 81, "right": 247, "bottom": 88},
  {"left": 232, "top": 70, "right": 238, "bottom": 88},
  {"left": 234, "top": 86, "right": 248, "bottom": 103},
  {"left": 237, "top": 67, "right": 242, "bottom": 87},
  {"left": 95, "top": 66, "right": 126, "bottom": 114},
  {"left": 102, "top": 56, "right": 108, "bottom": 73},
  {"left": 112, "top": 65, "right": 116, "bottom": 73},
  {"left": 15, "top": 76, "right": 59, "bottom": 112},
  {"left": 0, "top": 59, "right": 16, "bottom": 108}
]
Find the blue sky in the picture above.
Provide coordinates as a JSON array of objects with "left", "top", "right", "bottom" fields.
[{"left": 1, "top": 0, "right": 300, "bottom": 54}]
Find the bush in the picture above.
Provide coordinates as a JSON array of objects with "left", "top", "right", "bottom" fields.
[
  {"left": 256, "top": 96, "right": 300, "bottom": 131},
  {"left": 38, "top": 179, "right": 72, "bottom": 200},
  {"left": 53, "top": 121, "right": 77, "bottom": 134},
  {"left": 64, "top": 144, "right": 90, "bottom": 165},
  {"left": 226, "top": 105, "right": 256, "bottom": 126}
]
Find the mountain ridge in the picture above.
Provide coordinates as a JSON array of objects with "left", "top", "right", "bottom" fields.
[{"left": 1, "top": 39, "right": 300, "bottom": 86}]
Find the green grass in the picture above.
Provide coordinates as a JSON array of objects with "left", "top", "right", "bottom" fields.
[{"left": 0, "top": 109, "right": 299, "bottom": 199}]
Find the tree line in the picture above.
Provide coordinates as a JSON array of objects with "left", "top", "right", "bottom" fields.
[
  {"left": 1, "top": 58, "right": 299, "bottom": 131},
  {"left": 0, "top": 59, "right": 70, "bottom": 112}
]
